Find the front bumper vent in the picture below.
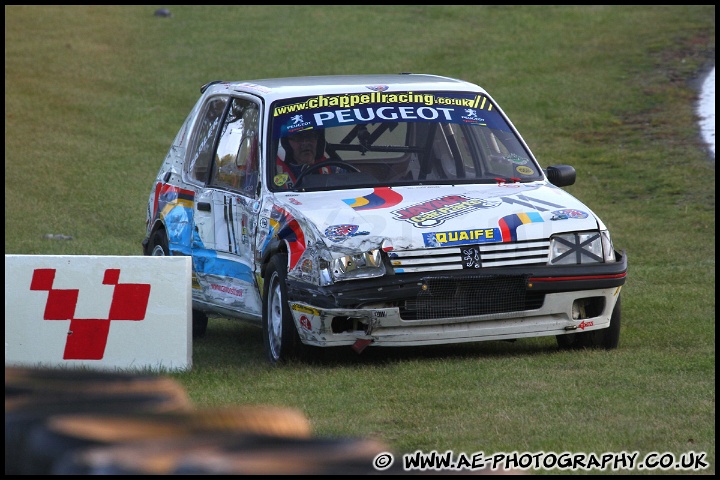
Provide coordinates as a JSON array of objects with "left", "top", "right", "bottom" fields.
[{"left": 399, "top": 274, "right": 544, "bottom": 320}]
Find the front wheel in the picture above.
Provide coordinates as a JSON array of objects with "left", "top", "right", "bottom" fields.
[
  {"left": 262, "top": 255, "right": 307, "bottom": 364},
  {"left": 557, "top": 295, "right": 621, "bottom": 350}
]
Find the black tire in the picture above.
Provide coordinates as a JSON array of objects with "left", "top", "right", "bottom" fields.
[
  {"left": 557, "top": 295, "right": 621, "bottom": 350},
  {"left": 147, "top": 229, "right": 207, "bottom": 339},
  {"left": 262, "top": 255, "right": 307, "bottom": 364},
  {"left": 192, "top": 310, "right": 208, "bottom": 338},
  {"left": 148, "top": 229, "right": 169, "bottom": 257},
  {"left": 598, "top": 294, "right": 621, "bottom": 349}
]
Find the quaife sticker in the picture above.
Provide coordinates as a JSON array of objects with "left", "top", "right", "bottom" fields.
[{"left": 423, "top": 228, "right": 501, "bottom": 247}]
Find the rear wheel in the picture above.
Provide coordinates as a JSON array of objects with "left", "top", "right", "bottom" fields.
[
  {"left": 192, "top": 310, "right": 208, "bottom": 338},
  {"left": 557, "top": 295, "right": 621, "bottom": 350},
  {"left": 147, "top": 229, "right": 207, "bottom": 338},
  {"left": 262, "top": 255, "right": 306, "bottom": 364},
  {"left": 148, "top": 230, "right": 169, "bottom": 256}
]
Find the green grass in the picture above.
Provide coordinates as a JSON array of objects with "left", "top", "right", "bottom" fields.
[{"left": 5, "top": 5, "right": 715, "bottom": 474}]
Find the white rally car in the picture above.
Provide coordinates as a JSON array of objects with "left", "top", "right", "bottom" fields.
[{"left": 143, "top": 74, "right": 627, "bottom": 363}]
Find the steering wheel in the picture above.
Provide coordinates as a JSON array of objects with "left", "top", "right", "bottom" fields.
[{"left": 293, "top": 159, "right": 361, "bottom": 188}]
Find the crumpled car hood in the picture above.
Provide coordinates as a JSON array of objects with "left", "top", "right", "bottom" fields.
[{"left": 274, "top": 182, "right": 601, "bottom": 254}]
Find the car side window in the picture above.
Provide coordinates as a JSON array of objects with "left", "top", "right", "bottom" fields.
[
  {"left": 480, "top": 128, "right": 538, "bottom": 179},
  {"left": 186, "top": 96, "right": 229, "bottom": 184},
  {"left": 210, "top": 98, "right": 260, "bottom": 198}
]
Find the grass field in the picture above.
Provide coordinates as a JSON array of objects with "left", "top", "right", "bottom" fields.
[{"left": 5, "top": 5, "right": 715, "bottom": 474}]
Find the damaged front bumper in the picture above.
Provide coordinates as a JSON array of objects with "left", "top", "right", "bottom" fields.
[{"left": 285, "top": 251, "right": 627, "bottom": 350}]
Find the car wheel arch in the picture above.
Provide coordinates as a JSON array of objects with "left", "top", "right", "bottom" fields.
[
  {"left": 145, "top": 224, "right": 169, "bottom": 256},
  {"left": 259, "top": 242, "right": 289, "bottom": 286},
  {"left": 144, "top": 219, "right": 167, "bottom": 254}
]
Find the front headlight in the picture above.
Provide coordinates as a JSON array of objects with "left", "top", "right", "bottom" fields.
[
  {"left": 600, "top": 230, "right": 616, "bottom": 262},
  {"left": 321, "top": 249, "right": 386, "bottom": 283},
  {"left": 549, "top": 230, "right": 615, "bottom": 265}
]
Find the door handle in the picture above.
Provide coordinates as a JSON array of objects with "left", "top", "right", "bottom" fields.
[{"left": 197, "top": 202, "right": 211, "bottom": 212}]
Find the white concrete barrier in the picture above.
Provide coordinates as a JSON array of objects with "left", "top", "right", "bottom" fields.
[{"left": 5, "top": 255, "right": 192, "bottom": 371}]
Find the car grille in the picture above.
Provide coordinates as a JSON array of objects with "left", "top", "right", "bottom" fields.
[
  {"left": 399, "top": 274, "right": 545, "bottom": 321},
  {"left": 387, "top": 239, "right": 550, "bottom": 273}
]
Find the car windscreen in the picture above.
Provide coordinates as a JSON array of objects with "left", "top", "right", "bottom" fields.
[{"left": 269, "top": 91, "right": 543, "bottom": 192}]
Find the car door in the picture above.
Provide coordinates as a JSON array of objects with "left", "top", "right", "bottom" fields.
[{"left": 190, "top": 96, "right": 263, "bottom": 320}]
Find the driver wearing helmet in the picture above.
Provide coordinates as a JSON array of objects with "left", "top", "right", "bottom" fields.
[{"left": 274, "top": 129, "right": 339, "bottom": 188}]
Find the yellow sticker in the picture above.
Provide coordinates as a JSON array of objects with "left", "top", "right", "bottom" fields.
[
  {"left": 274, "top": 173, "right": 289, "bottom": 186},
  {"left": 291, "top": 303, "right": 320, "bottom": 315},
  {"left": 516, "top": 165, "right": 534, "bottom": 176}
]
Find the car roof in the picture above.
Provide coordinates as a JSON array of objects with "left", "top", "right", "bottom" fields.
[{"left": 201, "top": 73, "right": 488, "bottom": 102}]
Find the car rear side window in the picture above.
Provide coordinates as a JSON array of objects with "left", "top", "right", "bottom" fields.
[
  {"left": 211, "top": 98, "right": 260, "bottom": 197},
  {"left": 186, "top": 96, "right": 229, "bottom": 184}
]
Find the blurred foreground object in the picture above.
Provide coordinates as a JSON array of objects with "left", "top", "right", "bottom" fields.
[
  {"left": 5, "top": 366, "right": 192, "bottom": 474},
  {"left": 53, "top": 432, "right": 389, "bottom": 475},
  {"left": 6, "top": 365, "right": 523, "bottom": 475},
  {"left": 5, "top": 366, "right": 388, "bottom": 475}
]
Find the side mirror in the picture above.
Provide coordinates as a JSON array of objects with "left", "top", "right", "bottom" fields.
[{"left": 544, "top": 164, "right": 576, "bottom": 187}]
